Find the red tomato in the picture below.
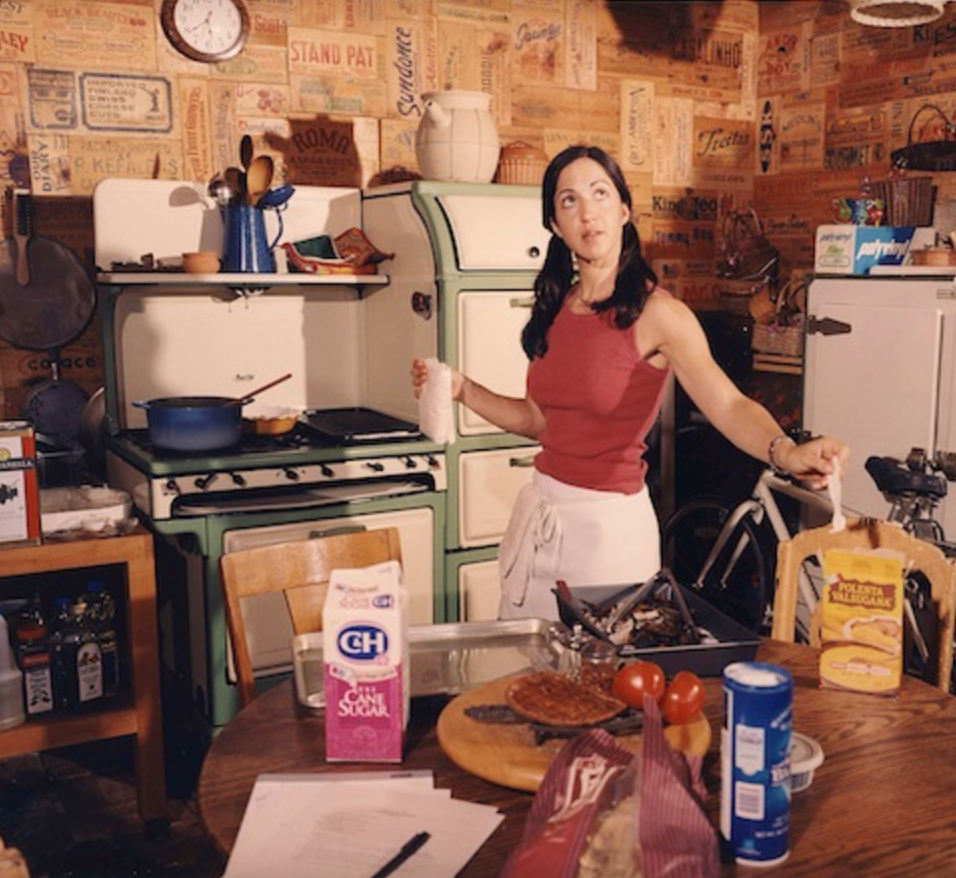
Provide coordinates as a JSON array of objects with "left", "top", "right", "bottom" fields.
[
  {"left": 611, "top": 661, "right": 666, "bottom": 709},
  {"left": 661, "top": 670, "right": 705, "bottom": 724}
]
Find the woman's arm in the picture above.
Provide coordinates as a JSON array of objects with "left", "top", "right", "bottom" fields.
[
  {"left": 638, "top": 294, "right": 849, "bottom": 488},
  {"left": 410, "top": 358, "right": 546, "bottom": 440}
]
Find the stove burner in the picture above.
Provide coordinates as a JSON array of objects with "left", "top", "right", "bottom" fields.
[{"left": 121, "top": 426, "right": 319, "bottom": 458}]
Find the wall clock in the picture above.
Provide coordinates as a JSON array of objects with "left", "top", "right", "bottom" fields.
[{"left": 160, "top": 0, "right": 250, "bottom": 64}]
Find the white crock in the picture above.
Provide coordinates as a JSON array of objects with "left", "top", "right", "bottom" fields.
[{"left": 415, "top": 90, "right": 501, "bottom": 184}]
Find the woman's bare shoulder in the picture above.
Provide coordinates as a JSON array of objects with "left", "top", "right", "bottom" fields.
[{"left": 643, "top": 287, "right": 699, "bottom": 327}]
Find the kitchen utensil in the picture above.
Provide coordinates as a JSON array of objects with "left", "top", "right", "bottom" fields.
[
  {"left": 208, "top": 177, "right": 234, "bottom": 208},
  {"left": 224, "top": 166, "right": 245, "bottom": 203},
  {"left": 246, "top": 155, "right": 274, "bottom": 206},
  {"left": 0, "top": 194, "right": 95, "bottom": 351},
  {"left": 222, "top": 203, "right": 280, "bottom": 273},
  {"left": 257, "top": 184, "right": 295, "bottom": 209},
  {"left": 228, "top": 372, "right": 292, "bottom": 405},
  {"left": 13, "top": 189, "right": 29, "bottom": 286},
  {"left": 182, "top": 251, "right": 221, "bottom": 274},
  {"left": 76, "top": 387, "right": 107, "bottom": 480},
  {"left": 20, "top": 349, "right": 90, "bottom": 442},
  {"left": 132, "top": 396, "right": 245, "bottom": 452},
  {"left": 239, "top": 133, "right": 254, "bottom": 170},
  {"left": 302, "top": 407, "right": 420, "bottom": 443}
]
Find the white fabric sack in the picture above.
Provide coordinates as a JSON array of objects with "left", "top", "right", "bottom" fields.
[{"left": 418, "top": 357, "right": 455, "bottom": 444}]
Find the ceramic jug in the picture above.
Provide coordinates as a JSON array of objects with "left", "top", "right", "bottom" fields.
[
  {"left": 222, "top": 204, "right": 282, "bottom": 273},
  {"left": 415, "top": 90, "right": 500, "bottom": 184}
]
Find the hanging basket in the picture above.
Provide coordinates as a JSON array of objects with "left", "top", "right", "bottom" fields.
[{"left": 891, "top": 103, "right": 956, "bottom": 172}]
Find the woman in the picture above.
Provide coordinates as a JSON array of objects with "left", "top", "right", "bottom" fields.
[{"left": 412, "top": 144, "right": 849, "bottom": 620}]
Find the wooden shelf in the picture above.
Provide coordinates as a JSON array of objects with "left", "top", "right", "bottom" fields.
[{"left": 0, "top": 529, "right": 166, "bottom": 824}]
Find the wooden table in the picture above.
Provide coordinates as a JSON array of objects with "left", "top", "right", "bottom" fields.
[{"left": 198, "top": 640, "right": 956, "bottom": 876}]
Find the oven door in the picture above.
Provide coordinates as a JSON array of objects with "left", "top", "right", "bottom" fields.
[
  {"left": 155, "top": 490, "right": 443, "bottom": 731},
  {"left": 222, "top": 505, "right": 436, "bottom": 679}
]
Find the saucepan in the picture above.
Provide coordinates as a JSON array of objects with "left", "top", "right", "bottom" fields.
[{"left": 133, "top": 373, "right": 292, "bottom": 452}]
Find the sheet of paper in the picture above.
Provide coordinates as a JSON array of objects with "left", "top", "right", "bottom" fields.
[{"left": 224, "top": 772, "right": 503, "bottom": 878}]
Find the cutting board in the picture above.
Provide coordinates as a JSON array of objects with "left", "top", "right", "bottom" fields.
[{"left": 437, "top": 672, "right": 712, "bottom": 792}]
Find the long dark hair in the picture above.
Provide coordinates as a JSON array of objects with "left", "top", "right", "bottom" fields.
[{"left": 521, "top": 145, "right": 658, "bottom": 359}]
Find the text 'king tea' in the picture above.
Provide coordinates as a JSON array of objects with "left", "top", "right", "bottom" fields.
[
  {"left": 324, "top": 560, "right": 408, "bottom": 762},
  {"left": 819, "top": 548, "right": 904, "bottom": 695}
]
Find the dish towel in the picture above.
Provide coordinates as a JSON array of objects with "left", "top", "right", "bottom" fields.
[
  {"left": 418, "top": 357, "right": 455, "bottom": 444},
  {"left": 499, "top": 482, "right": 560, "bottom": 607}
]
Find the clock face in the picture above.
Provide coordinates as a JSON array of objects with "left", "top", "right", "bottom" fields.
[{"left": 161, "top": 0, "right": 250, "bottom": 63}]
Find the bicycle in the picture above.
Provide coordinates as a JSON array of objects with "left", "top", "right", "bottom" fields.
[
  {"left": 663, "top": 447, "right": 956, "bottom": 682},
  {"left": 661, "top": 467, "right": 832, "bottom": 639}
]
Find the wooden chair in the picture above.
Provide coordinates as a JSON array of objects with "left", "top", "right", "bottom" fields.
[
  {"left": 219, "top": 527, "right": 403, "bottom": 706},
  {"left": 773, "top": 517, "right": 956, "bottom": 692}
]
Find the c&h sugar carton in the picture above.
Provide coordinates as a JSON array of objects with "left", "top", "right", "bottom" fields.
[{"left": 323, "top": 560, "right": 408, "bottom": 762}]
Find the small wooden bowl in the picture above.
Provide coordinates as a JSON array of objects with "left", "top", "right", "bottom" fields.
[{"left": 182, "top": 251, "right": 221, "bottom": 274}]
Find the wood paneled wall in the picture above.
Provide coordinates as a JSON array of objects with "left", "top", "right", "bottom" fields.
[{"left": 0, "top": 0, "right": 953, "bottom": 419}]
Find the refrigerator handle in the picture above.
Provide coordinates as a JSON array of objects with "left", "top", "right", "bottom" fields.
[{"left": 807, "top": 315, "right": 852, "bottom": 336}]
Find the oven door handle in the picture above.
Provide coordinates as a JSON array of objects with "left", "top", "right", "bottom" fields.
[{"left": 307, "top": 524, "right": 366, "bottom": 539}]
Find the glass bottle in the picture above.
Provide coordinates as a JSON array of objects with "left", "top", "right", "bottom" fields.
[
  {"left": 57, "top": 600, "right": 104, "bottom": 712},
  {"left": 49, "top": 596, "right": 72, "bottom": 712},
  {"left": 14, "top": 593, "right": 54, "bottom": 717},
  {"left": 84, "top": 581, "right": 119, "bottom": 699}
]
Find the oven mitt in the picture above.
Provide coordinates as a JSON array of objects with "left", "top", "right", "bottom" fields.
[{"left": 418, "top": 357, "right": 455, "bottom": 444}]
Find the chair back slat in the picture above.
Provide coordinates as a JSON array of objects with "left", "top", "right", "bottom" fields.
[{"left": 220, "top": 527, "right": 403, "bottom": 706}]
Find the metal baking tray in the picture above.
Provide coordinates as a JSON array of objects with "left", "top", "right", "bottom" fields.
[
  {"left": 293, "top": 619, "right": 553, "bottom": 709},
  {"left": 558, "top": 582, "right": 760, "bottom": 677}
]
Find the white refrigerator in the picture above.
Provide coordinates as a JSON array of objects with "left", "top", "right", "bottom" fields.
[{"left": 803, "top": 272, "right": 956, "bottom": 535}]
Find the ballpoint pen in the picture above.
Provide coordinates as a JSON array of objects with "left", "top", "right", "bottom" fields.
[{"left": 368, "top": 831, "right": 431, "bottom": 878}]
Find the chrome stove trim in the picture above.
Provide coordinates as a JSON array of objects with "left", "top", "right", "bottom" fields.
[{"left": 107, "top": 449, "right": 447, "bottom": 520}]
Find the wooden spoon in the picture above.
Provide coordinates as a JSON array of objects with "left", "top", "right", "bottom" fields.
[
  {"left": 231, "top": 371, "right": 293, "bottom": 405},
  {"left": 246, "top": 155, "right": 274, "bottom": 206},
  {"left": 239, "top": 133, "right": 254, "bottom": 170}
]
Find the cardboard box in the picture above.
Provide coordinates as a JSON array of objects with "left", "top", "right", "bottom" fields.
[
  {"left": 814, "top": 225, "right": 938, "bottom": 274},
  {"left": 0, "top": 421, "right": 41, "bottom": 548},
  {"left": 324, "top": 560, "right": 408, "bottom": 763},
  {"left": 819, "top": 548, "right": 904, "bottom": 695}
]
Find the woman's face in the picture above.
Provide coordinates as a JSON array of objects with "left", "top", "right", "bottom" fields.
[{"left": 550, "top": 157, "right": 630, "bottom": 269}]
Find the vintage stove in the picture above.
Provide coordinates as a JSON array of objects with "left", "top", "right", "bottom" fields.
[{"left": 94, "top": 180, "right": 447, "bottom": 734}]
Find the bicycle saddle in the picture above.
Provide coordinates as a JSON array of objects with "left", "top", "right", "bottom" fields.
[{"left": 865, "top": 456, "right": 948, "bottom": 499}]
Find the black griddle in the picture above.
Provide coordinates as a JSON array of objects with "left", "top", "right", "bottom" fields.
[{"left": 303, "top": 407, "right": 421, "bottom": 443}]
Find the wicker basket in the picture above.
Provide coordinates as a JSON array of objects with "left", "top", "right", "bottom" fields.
[
  {"left": 752, "top": 321, "right": 804, "bottom": 357},
  {"left": 717, "top": 277, "right": 768, "bottom": 316},
  {"left": 495, "top": 141, "right": 548, "bottom": 186}
]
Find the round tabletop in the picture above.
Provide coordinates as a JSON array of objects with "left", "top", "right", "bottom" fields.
[{"left": 198, "top": 640, "right": 956, "bottom": 876}]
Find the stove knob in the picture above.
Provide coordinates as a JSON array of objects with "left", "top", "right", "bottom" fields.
[
  {"left": 195, "top": 473, "right": 219, "bottom": 490},
  {"left": 403, "top": 456, "right": 418, "bottom": 469},
  {"left": 365, "top": 461, "right": 385, "bottom": 473},
  {"left": 164, "top": 479, "right": 181, "bottom": 495},
  {"left": 284, "top": 468, "right": 300, "bottom": 481},
  {"left": 230, "top": 472, "right": 247, "bottom": 487},
  {"left": 427, "top": 455, "right": 440, "bottom": 468},
  {"left": 320, "top": 465, "right": 334, "bottom": 477}
]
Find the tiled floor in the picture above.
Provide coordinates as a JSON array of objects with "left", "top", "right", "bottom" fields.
[{"left": 0, "top": 736, "right": 225, "bottom": 878}]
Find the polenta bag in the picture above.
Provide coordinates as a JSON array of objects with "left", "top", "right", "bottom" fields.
[{"left": 819, "top": 548, "right": 904, "bottom": 695}]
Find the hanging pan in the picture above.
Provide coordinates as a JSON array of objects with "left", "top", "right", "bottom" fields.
[
  {"left": 0, "top": 190, "right": 96, "bottom": 352},
  {"left": 19, "top": 349, "right": 90, "bottom": 443}
]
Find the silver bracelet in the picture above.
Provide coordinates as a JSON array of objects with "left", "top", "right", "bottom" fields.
[{"left": 768, "top": 433, "right": 793, "bottom": 475}]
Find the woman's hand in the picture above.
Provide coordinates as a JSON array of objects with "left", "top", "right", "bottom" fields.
[
  {"left": 410, "top": 357, "right": 429, "bottom": 400},
  {"left": 776, "top": 435, "right": 850, "bottom": 491},
  {"left": 410, "top": 358, "right": 465, "bottom": 401}
]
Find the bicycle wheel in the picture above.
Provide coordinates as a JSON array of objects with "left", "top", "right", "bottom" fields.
[{"left": 662, "top": 498, "right": 770, "bottom": 634}]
